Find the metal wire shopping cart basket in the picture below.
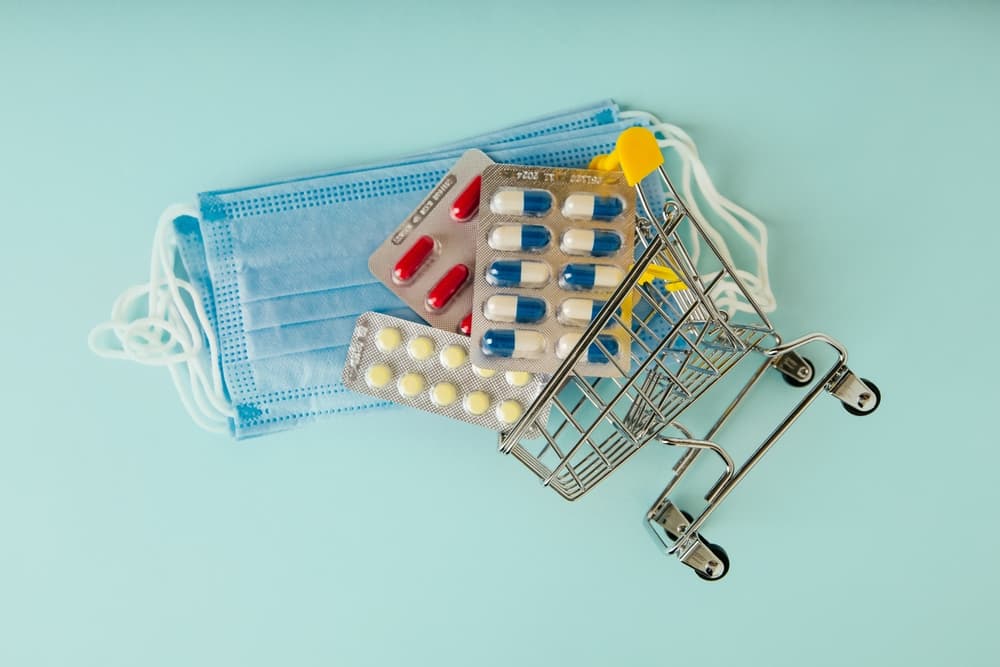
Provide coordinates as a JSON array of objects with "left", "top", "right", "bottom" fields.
[{"left": 499, "top": 127, "right": 881, "bottom": 580}]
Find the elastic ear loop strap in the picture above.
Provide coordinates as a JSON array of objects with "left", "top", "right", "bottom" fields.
[
  {"left": 619, "top": 110, "right": 776, "bottom": 316},
  {"left": 88, "top": 204, "right": 235, "bottom": 433}
]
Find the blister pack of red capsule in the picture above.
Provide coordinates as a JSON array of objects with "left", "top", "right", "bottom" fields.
[
  {"left": 342, "top": 311, "right": 550, "bottom": 433},
  {"left": 368, "top": 150, "right": 493, "bottom": 335},
  {"left": 469, "top": 164, "right": 636, "bottom": 378}
]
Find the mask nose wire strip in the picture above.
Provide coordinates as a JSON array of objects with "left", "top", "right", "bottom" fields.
[
  {"left": 619, "top": 110, "right": 776, "bottom": 316},
  {"left": 88, "top": 204, "right": 235, "bottom": 432}
]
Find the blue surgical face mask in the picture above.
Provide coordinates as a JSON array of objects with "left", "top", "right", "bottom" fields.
[
  {"left": 203, "top": 119, "right": 653, "bottom": 438},
  {"left": 91, "top": 105, "right": 765, "bottom": 440},
  {"left": 90, "top": 101, "right": 636, "bottom": 437}
]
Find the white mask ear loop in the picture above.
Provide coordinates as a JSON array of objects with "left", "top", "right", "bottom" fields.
[
  {"left": 88, "top": 204, "right": 236, "bottom": 433},
  {"left": 621, "top": 110, "right": 776, "bottom": 316},
  {"left": 663, "top": 136, "right": 772, "bottom": 315}
]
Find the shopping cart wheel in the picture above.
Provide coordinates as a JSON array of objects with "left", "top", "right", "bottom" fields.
[
  {"left": 695, "top": 542, "right": 730, "bottom": 581},
  {"left": 842, "top": 378, "right": 881, "bottom": 416},
  {"left": 779, "top": 356, "right": 815, "bottom": 388}
]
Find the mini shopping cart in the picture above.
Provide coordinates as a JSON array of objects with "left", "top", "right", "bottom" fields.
[{"left": 499, "top": 128, "right": 881, "bottom": 580}]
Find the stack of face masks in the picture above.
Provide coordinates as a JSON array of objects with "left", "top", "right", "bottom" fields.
[{"left": 90, "top": 99, "right": 774, "bottom": 439}]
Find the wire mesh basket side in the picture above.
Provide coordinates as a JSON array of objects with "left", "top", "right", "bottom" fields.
[{"left": 499, "top": 168, "right": 778, "bottom": 499}]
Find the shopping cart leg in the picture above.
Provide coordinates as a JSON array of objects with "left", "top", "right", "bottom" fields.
[
  {"left": 645, "top": 334, "right": 881, "bottom": 579},
  {"left": 830, "top": 370, "right": 881, "bottom": 416},
  {"left": 646, "top": 500, "right": 730, "bottom": 581},
  {"left": 766, "top": 335, "right": 881, "bottom": 417},
  {"left": 772, "top": 350, "right": 815, "bottom": 387}
]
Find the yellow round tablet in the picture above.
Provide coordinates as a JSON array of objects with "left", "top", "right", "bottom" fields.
[
  {"left": 439, "top": 344, "right": 467, "bottom": 369},
  {"left": 406, "top": 336, "right": 434, "bottom": 361},
  {"left": 496, "top": 399, "right": 523, "bottom": 425},
  {"left": 375, "top": 327, "right": 402, "bottom": 352},
  {"left": 504, "top": 371, "right": 532, "bottom": 387},
  {"left": 471, "top": 364, "right": 496, "bottom": 378},
  {"left": 462, "top": 390, "right": 490, "bottom": 415},
  {"left": 364, "top": 363, "right": 392, "bottom": 389},
  {"left": 429, "top": 382, "right": 458, "bottom": 406},
  {"left": 397, "top": 372, "right": 425, "bottom": 398}
]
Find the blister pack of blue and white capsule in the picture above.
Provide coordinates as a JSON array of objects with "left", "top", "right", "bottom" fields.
[
  {"left": 469, "top": 164, "right": 635, "bottom": 377},
  {"left": 342, "top": 312, "right": 550, "bottom": 433},
  {"left": 368, "top": 150, "right": 494, "bottom": 335}
]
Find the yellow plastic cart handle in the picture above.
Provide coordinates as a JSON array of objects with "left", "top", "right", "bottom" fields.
[{"left": 589, "top": 127, "right": 664, "bottom": 186}]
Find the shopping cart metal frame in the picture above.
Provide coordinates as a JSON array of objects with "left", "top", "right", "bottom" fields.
[{"left": 497, "top": 143, "right": 880, "bottom": 581}]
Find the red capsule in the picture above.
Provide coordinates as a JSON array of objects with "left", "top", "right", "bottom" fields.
[
  {"left": 426, "top": 264, "right": 470, "bottom": 311},
  {"left": 459, "top": 312, "right": 472, "bottom": 336},
  {"left": 393, "top": 235, "right": 435, "bottom": 284},
  {"left": 450, "top": 175, "right": 481, "bottom": 222}
]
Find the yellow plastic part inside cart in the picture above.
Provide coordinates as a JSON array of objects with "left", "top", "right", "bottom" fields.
[
  {"left": 589, "top": 127, "right": 664, "bottom": 186},
  {"left": 591, "top": 126, "right": 688, "bottom": 307},
  {"left": 637, "top": 263, "right": 686, "bottom": 292}
]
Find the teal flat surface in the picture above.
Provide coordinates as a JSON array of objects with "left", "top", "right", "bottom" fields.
[{"left": 2, "top": 2, "right": 998, "bottom": 665}]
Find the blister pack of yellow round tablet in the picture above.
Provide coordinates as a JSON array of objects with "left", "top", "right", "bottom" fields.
[{"left": 342, "top": 311, "right": 552, "bottom": 433}]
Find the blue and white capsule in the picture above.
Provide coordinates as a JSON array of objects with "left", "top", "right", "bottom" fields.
[
  {"left": 558, "top": 298, "right": 620, "bottom": 327},
  {"left": 486, "top": 260, "right": 551, "bottom": 288},
  {"left": 560, "top": 229, "right": 623, "bottom": 257},
  {"left": 559, "top": 263, "right": 625, "bottom": 291},
  {"left": 555, "top": 333, "right": 620, "bottom": 364},
  {"left": 488, "top": 224, "right": 551, "bottom": 252},
  {"left": 484, "top": 295, "right": 547, "bottom": 323},
  {"left": 490, "top": 189, "right": 553, "bottom": 217},
  {"left": 562, "top": 194, "right": 624, "bottom": 221},
  {"left": 481, "top": 329, "right": 547, "bottom": 359}
]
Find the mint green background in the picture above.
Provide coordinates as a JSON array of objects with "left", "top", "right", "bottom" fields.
[{"left": 2, "top": 2, "right": 998, "bottom": 665}]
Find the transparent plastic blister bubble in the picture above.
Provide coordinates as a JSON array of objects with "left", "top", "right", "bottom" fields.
[
  {"left": 368, "top": 150, "right": 495, "bottom": 334},
  {"left": 469, "top": 164, "right": 636, "bottom": 377},
  {"left": 342, "top": 312, "right": 551, "bottom": 433}
]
